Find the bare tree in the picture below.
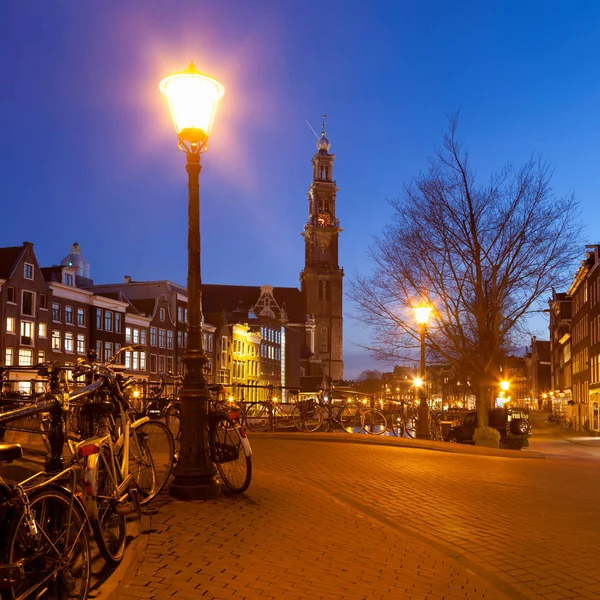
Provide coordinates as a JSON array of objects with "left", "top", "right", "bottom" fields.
[{"left": 349, "top": 118, "right": 582, "bottom": 428}]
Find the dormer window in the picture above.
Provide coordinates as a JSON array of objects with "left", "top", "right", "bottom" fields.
[
  {"left": 24, "top": 263, "right": 33, "bottom": 280},
  {"left": 63, "top": 273, "right": 74, "bottom": 286}
]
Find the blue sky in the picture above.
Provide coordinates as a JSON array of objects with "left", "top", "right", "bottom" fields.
[{"left": 1, "top": 1, "right": 600, "bottom": 377}]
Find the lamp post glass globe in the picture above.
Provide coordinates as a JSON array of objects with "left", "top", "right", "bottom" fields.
[
  {"left": 412, "top": 303, "right": 433, "bottom": 326},
  {"left": 500, "top": 381, "right": 510, "bottom": 392},
  {"left": 160, "top": 62, "right": 225, "bottom": 149}
]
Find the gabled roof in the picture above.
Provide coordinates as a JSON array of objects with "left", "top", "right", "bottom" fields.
[
  {"left": 201, "top": 284, "right": 305, "bottom": 323},
  {"left": 0, "top": 246, "right": 25, "bottom": 279}
]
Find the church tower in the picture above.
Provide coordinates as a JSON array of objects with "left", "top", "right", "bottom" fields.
[{"left": 300, "top": 117, "right": 344, "bottom": 381}]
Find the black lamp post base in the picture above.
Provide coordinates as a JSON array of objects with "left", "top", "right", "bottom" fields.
[
  {"left": 416, "top": 402, "right": 430, "bottom": 439},
  {"left": 169, "top": 477, "right": 221, "bottom": 500}
]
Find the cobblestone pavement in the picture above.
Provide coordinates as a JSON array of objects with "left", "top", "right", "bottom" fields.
[{"left": 100, "top": 434, "right": 600, "bottom": 600}]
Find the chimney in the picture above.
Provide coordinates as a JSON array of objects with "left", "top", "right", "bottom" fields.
[{"left": 124, "top": 275, "right": 131, "bottom": 283}]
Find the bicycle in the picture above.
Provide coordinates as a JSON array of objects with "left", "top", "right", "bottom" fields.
[
  {"left": 0, "top": 445, "right": 91, "bottom": 600},
  {"left": 389, "top": 403, "right": 419, "bottom": 438},
  {"left": 153, "top": 384, "right": 253, "bottom": 494},
  {"left": 244, "top": 385, "right": 297, "bottom": 432},
  {"left": 293, "top": 388, "right": 387, "bottom": 435}
]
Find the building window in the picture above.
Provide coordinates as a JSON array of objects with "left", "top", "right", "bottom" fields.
[
  {"left": 125, "top": 351, "right": 131, "bottom": 369},
  {"left": 38, "top": 322, "right": 47, "bottom": 338},
  {"left": 132, "top": 351, "right": 139, "bottom": 371},
  {"left": 96, "top": 309, "right": 103, "bottom": 330},
  {"left": 77, "top": 334, "right": 85, "bottom": 354},
  {"left": 159, "top": 329, "right": 166, "bottom": 349},
  {"left": 38, "top": 351, "right": 45, "bottom": 363},
  {"left": 63, "top": 273, "right": 73, "bottom": 286},
  {"left": 167, "top": 356, "right": 174, "bottom": 373},
  {"left": 132, "top": 329, "right": 140, "bottom": 344},
  {"left": 177, "top": 307, "right": 183, "bottom": 322},
  {"left": 52, "top": 330, "right": 61, "bottom": 351},
  {"left": 65, "top": 305, "right": 74, "bottom": 324},
  {"left": 114, "top": 343, "right": 121, "bottom": 363},
  {"left": 6, "top": 317, "right": 16, "bottom": 333},
  {"left": 104, "top": 311, "right": 113, "bottom": 332},
  {"left": 167, "top": 331, "right": 173, "bottom": 350},
  {"left": 125, "top": 327, "right": 132, "bottom": 344},
  {"left": 184, "top": 309, "right": 188, "bottom": 323},
  {"left": 150, "top": 354, "right": 157, "bottom": 374},
  {"left": 77, "top": 308, "right": 85, "bottom": 326},
  {"left": 5, "top": 348, "right": 13, "bottom": 366},
  {"left": 104, "top": 342, "right": 114, "bottom": 363},
  {"left": 40, "top": 294, "right": 47, "bottom": 309},
  {"left": 7, "top": 287, "right": 15, "bottom": 303},
  {"left": 24, "top": 263, "right": 33, "bottom": 280},
  {"left": 65, "top": 332, "right": 74, "bottom": 353},
  {"left": 140, "top": 352, "right": 146, "bottom": 370},
  {"left": 22, "top": 291, "right": 35, "bottom": 316},
  {"left": 159, "top": 308, "right": 165, "bottom": 322},
  {"left": 20, "top": 321, "right": 34, "bottom": 345},
  {"left": 52, "top": 303, "right": 61, "bottom": 322},
  {"left": 18, "top": 348, "right": 33, "bottom": 366},
  {"left": 158, "top": 356, "right": 165, "bottom": 372},
  {"left": 95, "top": 340, "right": 102, "bottom": 359},
  {"left": 150, "top": 327, "right": 157, "bottom": 347},
  {"left": 140, "top": 330, "right": 147, "bottom": 345},
  {"left": 114, "top": 313, "right": 121, "bottom": 333},
  {"left": 177, "top": 331, "right": 183, "bottom": 347}
]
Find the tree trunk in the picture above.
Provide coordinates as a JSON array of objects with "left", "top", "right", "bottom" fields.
[{"left": 477, "top": 384, "right": 489, "bottom": 429}]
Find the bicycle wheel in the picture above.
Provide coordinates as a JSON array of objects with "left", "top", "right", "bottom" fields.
[
  {"left": 2, "top": 486, "right": 91, "bottom": 600},
  {"left": 390, "top": 413, "right": 406, "bottom": 437},
  {"left": 127, "top": 426, "right": 156, "bottom": 506},
  {"left": 244, "top": 402, "right": 272, "bottom": 432},
  {"left": 339, "top": 405, "right": 363, "bottom": 433},
  {"left": 291, "top": 402, "right": 323, "bottom": 432},
  {"left": 164, "top": 403, "right": 181, "bottom": 458},
  {"left": 87, "top": 446, "right": 126, "bottom": 567},
  {"left": 405, "top": 416, "right": 418, "bottom": 438},
  {"left": 210, "top": 418, "right": 252, "bottom": 494},
  {"left": 134, "top": 420, "right": 175, "bottom": 500},
  {"left": 362, "top": 409, "right": 387, "bottom": 435}
]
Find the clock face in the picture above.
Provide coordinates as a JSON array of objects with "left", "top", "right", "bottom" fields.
[{"left": 317, "top": 213, "right": 330, "bottom": 226}]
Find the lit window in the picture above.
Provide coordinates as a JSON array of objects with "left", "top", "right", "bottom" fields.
[
  {"left": 24, "top": 263, "right": 33, "bottom": 280},
  {"left": 18, "top": 348, "right": 33, "bottom": 366},
  {"left": 125, "top": 327, "right": 132, "bottom": 344},
  {"left": 125, "top": 351, "right": 132, "bottom": 369},
  {"left": 133, "top": 329, "right": 140, "bottom": 344},
  {"left": 5, "top": 348, "right": 13, "bottom": 366},
  {"left": 65, "top": 332, "right": 74, "bottom": 353},
  {"left": 20, "top": 321, "right": 34, "bottom": 345},
  {"left": 6, "top": 317, "right": 15, "bottom": 333},
  {"left": 132, "top": 352, "right": 139, "bottom": 370},
  {"left": 140, "top": 352, "right": 146, "bottom": 370},
  {"left": 38, "top": 351, "right": 45, "bottom": 363},
  {"left": 52, "top": 330, "right": 61, "bottom": 351},
  {"left": 77, "top": 334, "right": 85, "bottom": 354},
  {"left": 38, "top": 322, "right": 47, "bottom": 338}
]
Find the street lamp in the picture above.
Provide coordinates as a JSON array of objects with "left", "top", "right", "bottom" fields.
[
  {"left": 412, "top": 301, "right": 433, "bottom": 439},
  {"left": 160, "top": 62, "right": 225, "bottom": 500}
]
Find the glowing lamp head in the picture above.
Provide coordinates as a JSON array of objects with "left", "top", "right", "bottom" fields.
[
  {"left": 500, "top": 380, "right": 510, "bottom": 392},
  {"left": 412, "top": 302, "right": 433, "bottom": 326},
  {"left": 414, "top": 377, "right": 423, "bottom": 388},
  {"left": 160, "top": 62, "right": 224, "bottom": 148}
]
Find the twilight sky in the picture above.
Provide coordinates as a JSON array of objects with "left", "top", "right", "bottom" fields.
[{"left": 1, "top": 1, "right": 600, "bottom": 378}]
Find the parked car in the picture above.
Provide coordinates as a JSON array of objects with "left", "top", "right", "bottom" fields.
[{"left": 444, "top": 407, "right": 531, "bottom": 449}]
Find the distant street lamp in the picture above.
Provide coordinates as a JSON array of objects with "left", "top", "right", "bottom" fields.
[
  {"left": 160, "top": 62, "right": 225, "bottom": 500},
  {"left": 412, "top": 302, "right": 433, "bottom": 439}
]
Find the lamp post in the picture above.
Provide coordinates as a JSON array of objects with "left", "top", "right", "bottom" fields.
[
  {"left": 160, "top": 62, "right": 225, "bottom": 500},
  {"left": 412, "top": 302, "right": 432, "bottom": 439}
]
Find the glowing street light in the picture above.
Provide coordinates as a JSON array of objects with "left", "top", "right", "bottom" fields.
[
  {"left": 412, "top": 301, "right": 433, "bottom": 439},
  {"left": 160, "top": 62, "right": 224, "bottom": 500}
]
